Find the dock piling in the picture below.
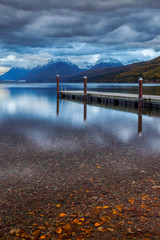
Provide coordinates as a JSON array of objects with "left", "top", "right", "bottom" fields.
[
  {"left": 57, "top": 75, "right": 59, "bottom": 94},
  {"left": 84, "top": 76, "right": 87, "bottom": 101},
  {"left": 138, "top": 77, "right": 143, "bottom": 108}
]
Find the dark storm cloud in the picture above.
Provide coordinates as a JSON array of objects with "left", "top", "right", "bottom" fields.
[{"left": 0, "top": 0, "right": 160, "bottom": 68}]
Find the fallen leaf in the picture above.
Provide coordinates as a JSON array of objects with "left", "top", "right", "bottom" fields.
[
  {"left": 96, "top": 206, "right": 102, "bottom": 209},
  {"left": 112, "top": 209, "right": 118, "bottom": 214},
  {"left": 73, "top": 218, "right": 79, "bottom": 224},
  {"left": 28, "top": 212, "right": 34, "bottom": 215},
  {"left": 95, "top": 222, "right": 102, "bottom": 227},
  {"left": 40, "top": 235, "right": 46, "bottom": 239},
  {"left": 116, "top": 205, "right": 124, "bottom": 211},
  {"left": 128, "top": 198, "right": 134, "bottom": 204},
  {"left": 141, "top": 196, "right": 148, "bottom": 200},
  {"left": 103, "top": 206, "right": 109, "bottom": 209},
  {"left": 32, "top": 230, "right": 41, "bottom": 238},
  {"left": 107, "top": 228, "right": 114, "bottom": 232},
  {"left": 59, "top": 213, "right": 67, "bottom": 217},
  {"left": 56, "top": 228, "right": 63, "bottom": 234},
  {"left": 38, "top": 226, "right": 46, "bottom": 230},
  {"left": 127, "top": 221, "right": 133, "bottom": 225}
]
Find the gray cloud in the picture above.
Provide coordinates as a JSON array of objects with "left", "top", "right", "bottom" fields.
[{"left": 0, "top": 0, "right": 160, "bottom": 67}]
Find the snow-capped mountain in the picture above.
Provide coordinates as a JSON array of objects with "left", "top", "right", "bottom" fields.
[
  {"left": 123, "top": 58, "right": 139, "bottom": 65},
  {"left": 91, "top": 57, "right": 123, "bottom": 69},
  {"left": 0, "top": 58, "right": 83, "bottom": 82},
  {"left": 81, "top": 61, "right": 94, "bottom": 70}
]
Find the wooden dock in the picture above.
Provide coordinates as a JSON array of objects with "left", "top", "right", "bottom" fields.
[{"left": 60, "top": 91, "right": 160, "bottom": 110}]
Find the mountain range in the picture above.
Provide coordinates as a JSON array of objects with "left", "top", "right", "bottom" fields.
[{"left": 0, "top": 57, "right": 160, "bottom": 83}]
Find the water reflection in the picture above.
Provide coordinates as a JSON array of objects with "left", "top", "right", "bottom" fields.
[
  {"left": 0, "top": 84, "right": 160, "bottom": 151},
  {"left": 84, "top": 102, "right": 87, "bottom": 122},
  {"left": 57, "top": 97, "right": 59, "bottom": 117},
  {"left": 138, "top": 107, "right": 143, "bottom": 137}
]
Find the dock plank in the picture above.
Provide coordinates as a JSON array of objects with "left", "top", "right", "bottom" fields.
[{"left": 60, "top": 91, "right": 160, "bottom": 102}]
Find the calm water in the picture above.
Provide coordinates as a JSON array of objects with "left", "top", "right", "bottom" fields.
[{"left": 0, "top": 83, "right": 160, "bottom": 155}]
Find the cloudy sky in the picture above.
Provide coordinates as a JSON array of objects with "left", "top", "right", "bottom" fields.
[{"left": 0, "top": 0, "right": 160, "bottom": 73}]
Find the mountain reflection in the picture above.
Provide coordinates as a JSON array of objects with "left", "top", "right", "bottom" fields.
[{"left": 0, "top": 85, "right": 160, "bottom": 152}]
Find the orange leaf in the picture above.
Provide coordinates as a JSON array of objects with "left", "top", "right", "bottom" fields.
[
  {"left": 112, "top": 209, "right": 118, "bottom": 214},
  {"left": 127, "top": 221, "right": 133, "bottom": 225},
  {"left": 59, "top": 213, "right": 67, "bottom": 217},
  {"left": 56, "top": 204, "right": 61, "bottom": 208},
  {"left": 95, "top": 222, "right": 102, "bottom": 227},
  {"left": 128, "top": 198, "right": 134, "bottom": 204},
  {"left": 56, "top": 227, "right": 63, "bottom": 234},
  {"left": 107, "top": 228, "right": 114, "bottom": 232},
  {"left": 96, "top": 206, "right": 102, "bottom": 209},
  {"left": 141, "top": 205, "right": 146, "bottom": 209},
  {"left": 141, "top": 196, "right": 148, "bottom": 200},
  {"left": 38, "top": 226, "right": 46, "bottom": 230},
  {"left": 28, "top": 212, "right": 34, "bottom": 215},
  {"left": 116, "top": 205, "right": 124, "bottom": 211},
  {"left": 40, "top": 235, "right": 46, "bottom": 239},
  {"left": 73, "top": 218, "right": 79, "bottom": 224}
]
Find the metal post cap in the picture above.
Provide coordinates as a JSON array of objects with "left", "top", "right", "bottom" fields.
[
  {"left": 139, "top": 77, "right": 143, "bottom": 81},
  {"left": 84, "top": 76, "right": 87, "bottom": 78},
  {"left": 57, "top": 74, "right": 59, "bottom": 77}
]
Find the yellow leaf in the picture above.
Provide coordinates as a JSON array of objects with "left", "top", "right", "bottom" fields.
[
  {"left": 59, "top": 213, "right": 67, "bottom": 217},
  {"left": 97, "top": 166, "right": 101, "bottom": 168},
  {"left": 56, "top": 204, "right": 61, "bottom": 208},
  {"left": 78, "top": 222, "right": 82, "bottom": 225},
  {"left": 80, "top": 218, "right": 85, "bottom": 221},
  {"left": 96, "top": 206, "right": 102, "bottom": 209},
  {"left": 103, "top": 206, "right": 109, "bottom": 209}
]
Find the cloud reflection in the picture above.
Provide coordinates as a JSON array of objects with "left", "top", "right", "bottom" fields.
[{"left": 0, "top": 88, "right": 160, "bottom": 151}]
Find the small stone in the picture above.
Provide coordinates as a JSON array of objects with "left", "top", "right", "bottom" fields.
[{"left": 10, "top": 229, "right": 20, "bottom": 234}]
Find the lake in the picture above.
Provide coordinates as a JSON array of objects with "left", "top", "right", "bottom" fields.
[{"left": 0, "top": 83, "right": 160, "bottom": 239}]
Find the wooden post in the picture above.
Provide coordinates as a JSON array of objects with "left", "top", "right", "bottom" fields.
[
  {"left": 57, "top": 75, "right": 59, "bottom": 94},
  {"left": 84, "top": 76, "right": 87, "bottom": 101},
  {"left": 138, "top": 77, "right": 143, "bottom": 108}
]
